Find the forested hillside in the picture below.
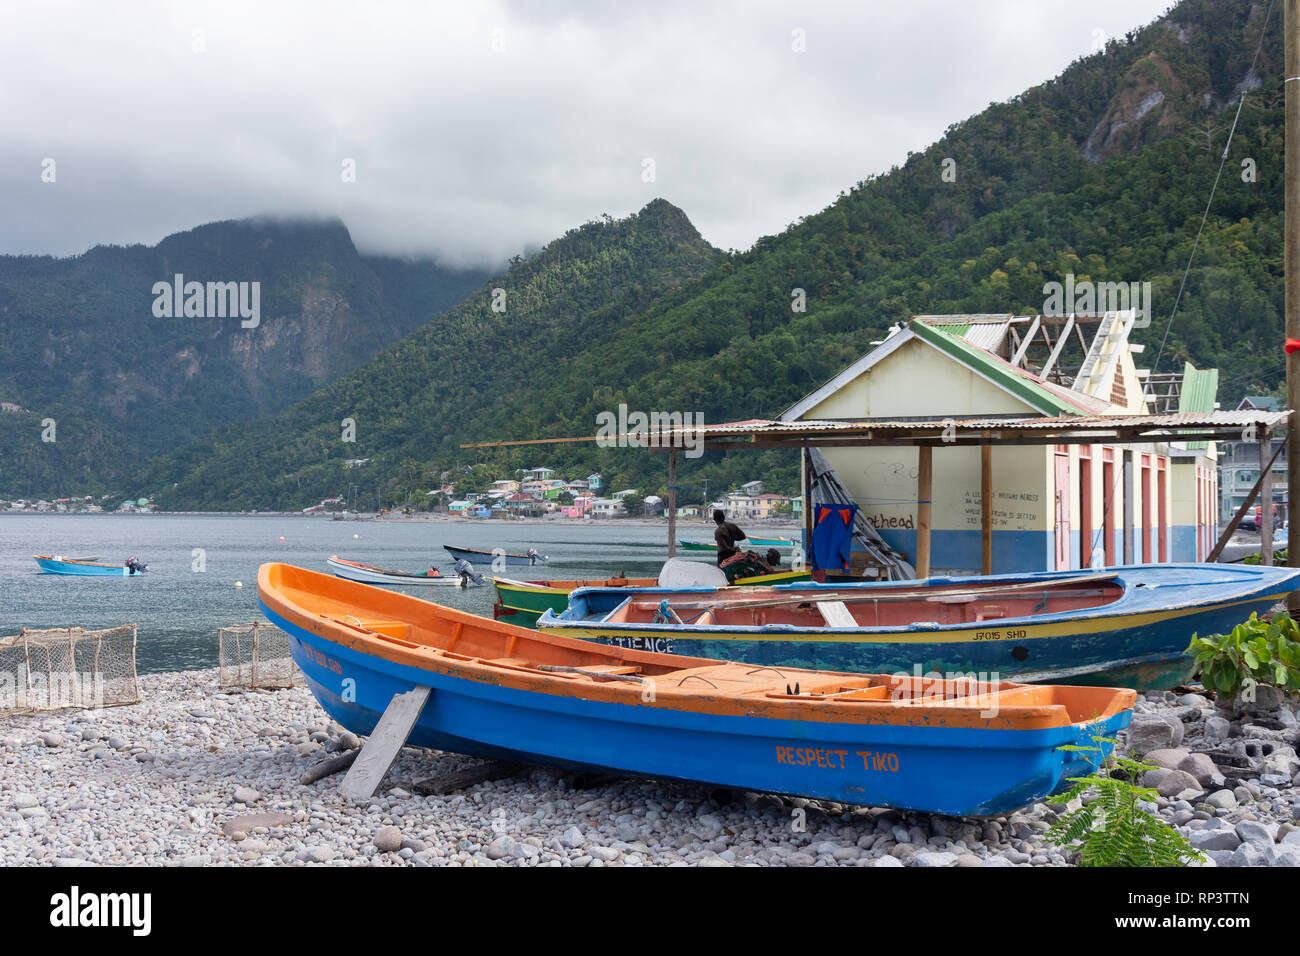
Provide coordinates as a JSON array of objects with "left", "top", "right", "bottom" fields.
[
  {"left": 131, "top": 200, "right": 725, "bottom": 509},
  {"left": 0, "top": 218, "right": 487, "bottom": 495}
]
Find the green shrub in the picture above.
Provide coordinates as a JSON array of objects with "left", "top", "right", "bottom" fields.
[
  {"left": 1185, "top": 612, "right": 1300, "bottom": 701},
  {"left": 1045, "top": 740, "right": 1204, "bottom": 867},
  {"left": 1243, "top": 549, "right": 1286, "bottom": 565}
]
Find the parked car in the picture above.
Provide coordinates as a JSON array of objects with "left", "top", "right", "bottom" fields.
[{"left": 1241, "top": 503, "right": 1284, "bottom": 532}]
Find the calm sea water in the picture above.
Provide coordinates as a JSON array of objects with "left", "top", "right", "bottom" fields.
[{"left": 0, "top": 514, "right": 714, "bottom": 674}]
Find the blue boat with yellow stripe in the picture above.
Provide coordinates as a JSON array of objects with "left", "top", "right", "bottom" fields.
[
  {"left": 537, "top": 564, "right": 1300, "bottom": 691},
  {"left": 258, "top": 562, "right": 1135, "bottom": 816}
]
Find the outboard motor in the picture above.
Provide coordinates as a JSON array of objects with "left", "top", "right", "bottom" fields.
[
  {"left": 125, "top": 556, "right": 147, "bottom": 575},
  {"left": 453, "top": 558, "right": 485, "bottom": 587}
]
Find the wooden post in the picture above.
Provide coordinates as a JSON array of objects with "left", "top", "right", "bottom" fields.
[
  {"left": 1123, "top": 450, "right": 1134, "bottom": 565},
  {"left": 917, "top": 445, "right": 932, "bottom": 579},
  {"left": 981, "top": 442, "right": 992, "bottom": 575},
  {"left": 667, "top": 448, "right": 678, "bottom": 558},
  {"left": 1289, "top": 0, "right": 1300, "bottom": 605},
  {"left": 803, "top": 449, "right": 815, "bottom": 564},
  {"left": 1261, "top": 429, "right": 1274, "bottom": 566}
]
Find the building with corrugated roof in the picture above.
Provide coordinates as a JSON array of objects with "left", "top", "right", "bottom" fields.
[{"left": 782, "top": 312, "right": 1219, "bottom": 574}]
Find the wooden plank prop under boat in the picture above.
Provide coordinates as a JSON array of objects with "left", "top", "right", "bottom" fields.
[
  {"left": 536, "top": 564, "right": 1300, "bottom": 691},
  {"left": 258, "top": 563, "right": 1135, "bottom": 816},
  {"left": 492, "top": 568, "right": 813, "bottom": 627}
]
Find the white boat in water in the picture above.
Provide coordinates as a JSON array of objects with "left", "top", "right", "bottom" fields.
[{"left": 326, "top": 555, "right": 468, "bottom": 587}]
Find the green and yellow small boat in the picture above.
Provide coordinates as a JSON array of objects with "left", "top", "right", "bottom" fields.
[
  {"left": 493, "top": 568, "right": 812, "bottom": 627},
  {"left": 678, "top": 536, "right": 797, "bottom": 552}
]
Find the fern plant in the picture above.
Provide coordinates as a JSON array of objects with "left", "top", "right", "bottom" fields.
[{"left": 1044, "top": 739, "right": 1204, "bottom": 867}]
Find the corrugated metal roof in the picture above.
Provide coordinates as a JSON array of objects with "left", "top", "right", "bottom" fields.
[
  {"left": 1177, "top": 362, "right": 1219, "bottom": 414},
  {"left": 464, "top": 410, "right": 1291, "bottom": 451},
  {"left": 1177, "top": 362, "right": 1220, "bottom": 451},
  {"left": 959, "top": 322, "right": 1010, "bottom": 352},
  {"left": 683, "top": 410, "right": 1287, "bottom": 436}
]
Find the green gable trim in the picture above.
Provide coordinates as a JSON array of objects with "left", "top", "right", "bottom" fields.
[{"left": 909, "top": 319, "right": 1084, "bottom": 417}]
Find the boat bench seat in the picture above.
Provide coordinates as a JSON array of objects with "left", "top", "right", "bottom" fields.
[
  {"left": 816, "top": 601, "right": 858, "bottom": 628},
  {"left": 331, "top": 618, "right": 413, "bottom": 641},
  {"left": 364, "top": 621, "right": 412, "bottom": 640}
]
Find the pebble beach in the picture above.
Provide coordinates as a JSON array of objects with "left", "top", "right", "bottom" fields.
[{"left": 3, "top": 668, "right": 1300, "bottom": 867}]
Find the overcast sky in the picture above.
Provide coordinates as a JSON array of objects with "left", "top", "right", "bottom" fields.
[{"left": 0, "top": 0, "right": 1176, "bottom": 268}]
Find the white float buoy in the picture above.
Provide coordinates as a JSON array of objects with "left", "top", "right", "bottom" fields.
[
  {"left": 353, "top": 533, "right": 359, "bottom": 539},
  {"left": 235, "top": 581, "right": 243, "bottom": 588}
]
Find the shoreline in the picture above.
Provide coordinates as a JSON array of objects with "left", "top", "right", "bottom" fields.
[
  {"left": 0, "top": 511, "right": 802, "bottom": 532},
  {"left": 4, "top": 668, "right": 1297, "bottom": 867}
]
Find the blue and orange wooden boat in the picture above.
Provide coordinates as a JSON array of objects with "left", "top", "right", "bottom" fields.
[
  {"left": 33, "top": 554, "right": 147, "bottom": 576},
  {"left": 537, "top": 564, "right": 1300, "bottom": 691},
  {"left": 258, "top": 562, "right": 1135, "bottom": 815}
]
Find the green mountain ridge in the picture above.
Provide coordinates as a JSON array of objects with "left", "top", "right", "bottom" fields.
[
  {"left": 130, "top": 198, "right": 725, "bottom": 509},
  {"left": 0, "top": 218, "right": 489, "bottom": 496}
]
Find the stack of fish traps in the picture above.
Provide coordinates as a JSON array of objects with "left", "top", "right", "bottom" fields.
[
  {"left": 218, "top": 621, "right": 303, "bottom": 690},
  {"left": 0, "top": 624, "right": 140, "bottom": 716}
]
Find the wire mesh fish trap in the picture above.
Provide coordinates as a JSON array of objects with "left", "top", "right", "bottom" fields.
[
  {"left": 0, "top": 624, "right": 140, "bottom": 716},
  {"left": 218, "top": 622, "right": 303, "bottom": 689}
]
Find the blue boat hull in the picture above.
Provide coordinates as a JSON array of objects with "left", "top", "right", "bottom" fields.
[
  {"left": 262, "top": 600, "right": 1129, "bottom": 816},
  {"left": 34, "top": 557, "right": 137, "bottom": 576},
  {"left": 540, "top": 564, "right": 1300, "bottom": 691}
]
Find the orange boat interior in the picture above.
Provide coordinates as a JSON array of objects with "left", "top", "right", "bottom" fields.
[
  {"left": 601, "top": 576, "right": 1125, "bottom": 628},
  {"left": 262, "top": 563, "right": 1134, "bottom": 727},
  {"left": 529, "top": 576, "right": 651, "bottom": 591}
]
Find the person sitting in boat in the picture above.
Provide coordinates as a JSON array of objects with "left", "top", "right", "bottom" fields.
[
  {"left": 527, "top": 548, "right": 540, "bottom": 565},
  {"left": 125, "top": 556, "right": 147, "bottom": 574},
  {"left": 426, "top": 567, "right": 441, "bottom": 577},
  {"left": 713, "top": 510, "right": 747, "bottom": 566},
  {"left": 718, "top": 547, "right": 780, "bottom": 583}
]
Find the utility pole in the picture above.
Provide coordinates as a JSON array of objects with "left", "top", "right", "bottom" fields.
[{"left": 1288, "top": 0, "right": 1300, "bottom": 607}]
